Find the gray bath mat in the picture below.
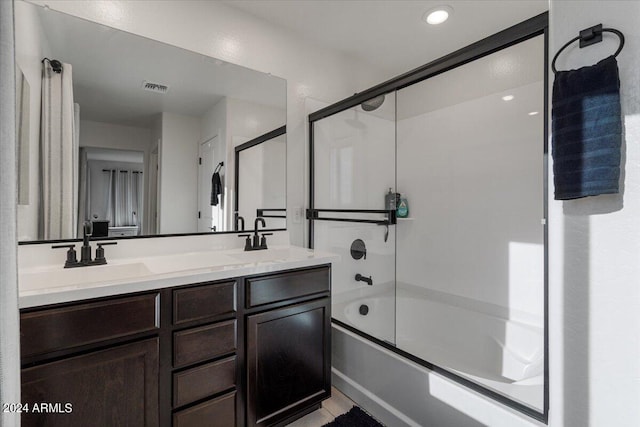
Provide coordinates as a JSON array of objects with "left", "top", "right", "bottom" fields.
[{"left": 322, "top": 406, "right": 385, "bottom": 427}]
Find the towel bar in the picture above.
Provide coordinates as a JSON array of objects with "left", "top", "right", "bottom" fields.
[{"left": 552, "top": 24, "right": 624, "bottom": 74}]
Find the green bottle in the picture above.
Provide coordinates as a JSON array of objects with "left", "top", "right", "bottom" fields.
[{"left": 397, "top": 197, "right": 409, "bottom": 218}]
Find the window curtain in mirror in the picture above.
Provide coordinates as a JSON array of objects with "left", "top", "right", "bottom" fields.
[
  {"left": 105, "top": 170, "right": 143, "bottom": 232},
  {"left": 0, "top": 0, "right": 21, "bottom": 422},
  {"left": 39, "top": 61, "right": 78, "bottom": 239}
]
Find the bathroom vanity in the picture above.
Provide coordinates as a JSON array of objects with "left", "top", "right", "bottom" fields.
[{"left": 18, "top": 246, "right": 334, "bottom": 427}]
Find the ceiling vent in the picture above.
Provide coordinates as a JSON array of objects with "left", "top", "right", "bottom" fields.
[{"left": 142, "top": 81, "right": 169, "bottom": 94}]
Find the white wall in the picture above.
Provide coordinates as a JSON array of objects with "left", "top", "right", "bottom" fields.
[
  {"left": 15, "top": 0, "right": 51, "bottom": 240},
  {"left": 79, "top": 120, "right": 151, "bottom": 152},
  {"left": 548, "top": 1, "right": 640, "bottom": 426},
  {"left": 200, "top": 99, "right": 227, "bottom": 167},
  {"left": 28, "top": 0, "right": 388, "bottom": 246},
  {"left": 0, "top": 0, "right": 20, "bottom": 422},
  {"left": 158, "top": 112, "right": 200, "bottom": 233}
]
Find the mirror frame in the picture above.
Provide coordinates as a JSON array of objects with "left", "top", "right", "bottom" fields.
[{"left": 234, "top": 125, "right": 287, "bottom": 231}]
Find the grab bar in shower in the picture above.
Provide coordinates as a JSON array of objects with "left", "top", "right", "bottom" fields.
[{"left": 306, "top": 209, "right": 396, "bottom": 225}]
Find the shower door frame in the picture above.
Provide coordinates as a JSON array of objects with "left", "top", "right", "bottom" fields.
[{"left": 307, "top": 12, "right": 549, "bottom": 423}]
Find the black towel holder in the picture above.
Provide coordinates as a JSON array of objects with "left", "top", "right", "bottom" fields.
[{"left": 552, "top": 24, "right": 624, "bottom": 74}]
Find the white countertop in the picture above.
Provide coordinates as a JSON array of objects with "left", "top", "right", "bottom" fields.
[{"left": 19, "top": 245, "right": 338, "bottom": 309}]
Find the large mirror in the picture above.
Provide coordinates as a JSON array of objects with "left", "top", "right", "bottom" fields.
[
  {"left": 14, "top": 0, "right": 286, "bottom": 242},
  {"left": 234, "top": 126, "right": 287, "bottom": 231}
]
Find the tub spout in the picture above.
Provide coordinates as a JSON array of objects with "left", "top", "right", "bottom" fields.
[{"left": 355, "top": 274, "right": 373, "bottom": 286}]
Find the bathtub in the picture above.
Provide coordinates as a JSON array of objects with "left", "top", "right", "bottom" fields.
[{"left": 332, "top": 282, "right": 544, "bottom": 412}]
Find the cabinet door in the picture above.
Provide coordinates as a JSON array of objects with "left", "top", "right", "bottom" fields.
[
  {"left": 21, "top": 338, "right": 159, "bottom": 427},
  {"left": 246, "top": 298, "right": 330, "bottom": 427}
]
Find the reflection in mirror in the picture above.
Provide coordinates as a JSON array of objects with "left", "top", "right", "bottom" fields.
[
  {"left": 234, "top": 127, "right": 287, "bottom": 231},
  {"left": 16, "top": 69, "right": 30, "bottom": 205},
  {"left": 14, "top": 0, "right": 286, "bottom": 242},
  {"left": 80, "top": 148, "right": 145, "bottom": 237}
]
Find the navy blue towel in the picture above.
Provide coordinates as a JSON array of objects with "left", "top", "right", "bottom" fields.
[{"left": 552, "top": 55, "right": 622, "bottom": 200}]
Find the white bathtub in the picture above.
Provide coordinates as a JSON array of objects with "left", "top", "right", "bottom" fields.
[{"left": 333, "top": 282, "right": 544, "bottom": 411}]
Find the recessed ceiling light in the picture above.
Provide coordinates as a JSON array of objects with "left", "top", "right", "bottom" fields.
[
  {"left": 528, "top": 111, "right": 539, "bottom": 116},
  {"left": 423, "top": 6, "right": 453, "bottom": 25},
  {"left": 502, "top": 95, "right": 515, "bottom": 101}
]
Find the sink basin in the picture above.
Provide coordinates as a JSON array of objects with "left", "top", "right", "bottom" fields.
[
  {"left": 20, "top": 262, "right": 153, "bottom": 292},
  {"left": 228, "top": 248, "right": 294, "bottom": 264},
  {"left": 143, "top": 251, "right": 240, "bottom": 274}
]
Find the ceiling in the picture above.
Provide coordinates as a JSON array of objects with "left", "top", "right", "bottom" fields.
[{"left": 223, "top": 0, "right": 548, "bottom": 77}]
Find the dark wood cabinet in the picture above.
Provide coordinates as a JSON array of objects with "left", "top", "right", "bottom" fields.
[
  {"left": 246, "top": 297, "right": 331, "bottom": 427},
  {"left": 19, "top": 264, "right": 331, "bottom": 427},
  {"left": 21, "top": 338, "right": 159, "bottom": 427},
  {"left": 169, "top": 280, "right": 238, "bottom": 426}
]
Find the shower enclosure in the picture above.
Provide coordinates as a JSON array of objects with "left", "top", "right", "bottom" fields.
[{"left": 308, "top": 14, "right": 548, "bottom": 421}]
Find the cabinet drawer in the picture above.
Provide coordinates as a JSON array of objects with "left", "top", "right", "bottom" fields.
[
  {"left": 173, "top": 391, "right": 236, "bottom": 427},
  {"left": 173, "top": 356, "right": 236, "bottom": 408},
  {"left": 246, "top": 266, "right": 330, "bottom": 308},
  {"left": 173, "top": 281, "right": 236, "bottom": 325},
  {"left": 21, "top": 293, "right": 159, "bottom": 358},
  {"left": 173, "top": 320, "right": 236, "bottom": 368}
]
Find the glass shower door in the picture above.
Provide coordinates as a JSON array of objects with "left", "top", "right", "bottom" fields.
[
  {"left": 395, "top": 35, "right": 545, "bottom": 411},
  {"left": 311, "top": 93, "right": 397, "bottom": 344}
]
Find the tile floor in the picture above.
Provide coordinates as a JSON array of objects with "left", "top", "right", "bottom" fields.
[{"left": 286, "top": 387, "right": 356, "bottom": 427}]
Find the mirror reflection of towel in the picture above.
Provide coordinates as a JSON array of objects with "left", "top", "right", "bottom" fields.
[{"left": 211, "top": 172, "right": 222, "bottom": 206}]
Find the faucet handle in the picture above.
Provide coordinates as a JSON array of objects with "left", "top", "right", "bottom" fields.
[
  {"left": 52, "top": 244, "right": 78, "bottom": 268},
  {"left": 94, "top": 241, "right": 117, "bottom": 265},
  {"left": 238, "top": 234, "right": 252, "bottom": 251},
  {"left": 259, "top": 233, "right": 273, "bottom": 249}
]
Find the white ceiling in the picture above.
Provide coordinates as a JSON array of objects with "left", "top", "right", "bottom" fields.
[
  {"left": 36, "top": 4, "right": 286, "bottom": 128},
  {"left": 223, "top": 0, "right": 548, "bottom": 77}
]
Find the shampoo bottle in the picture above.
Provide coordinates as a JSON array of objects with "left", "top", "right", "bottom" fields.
[
  {"left": 397, "top": 197, "right": 409, "bottom": 218},
  {"left": 385, "top": 188, "right": 399, "bottom": 211}
]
